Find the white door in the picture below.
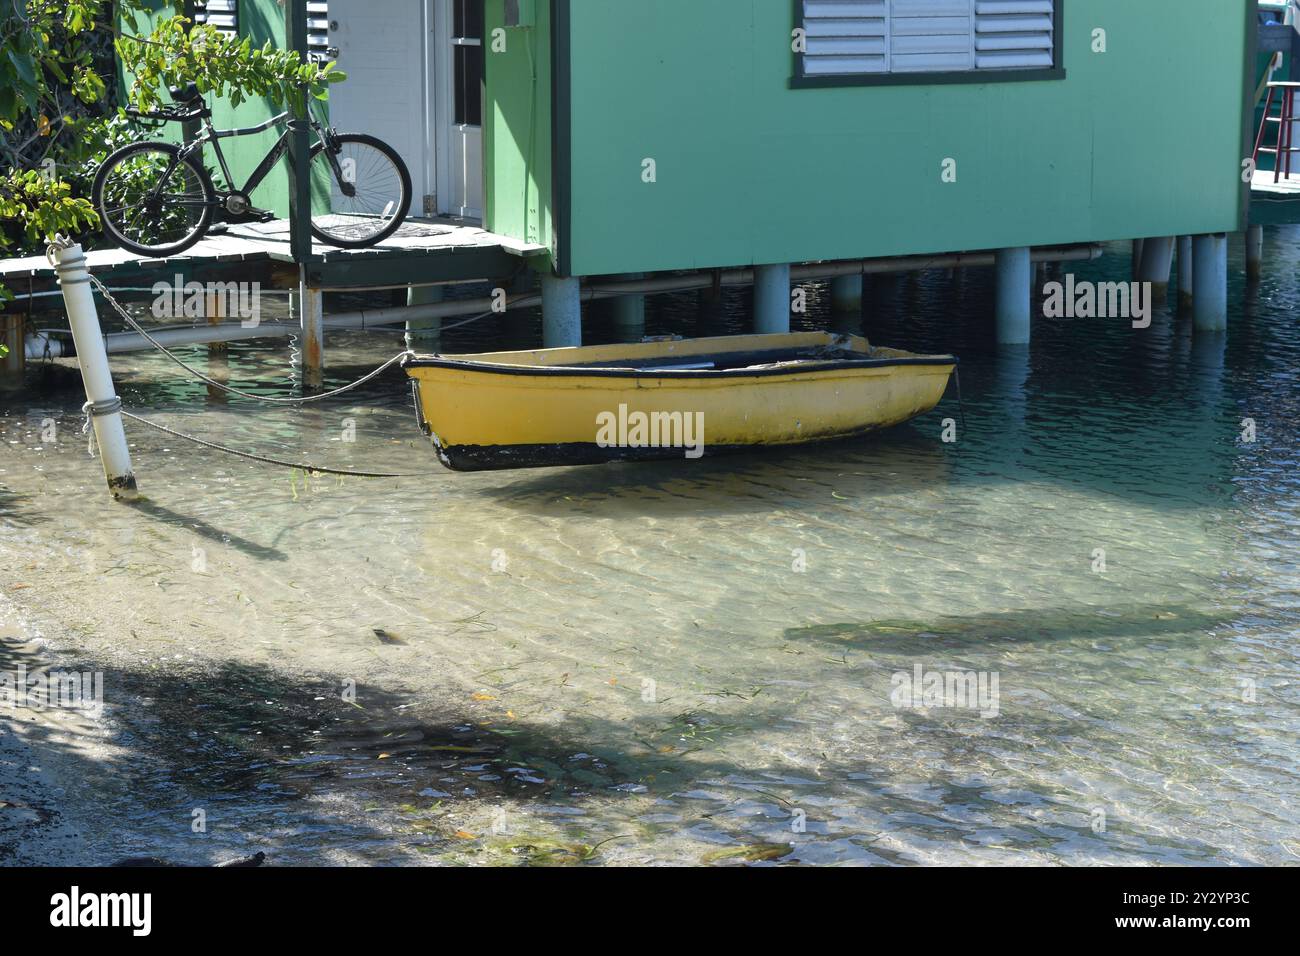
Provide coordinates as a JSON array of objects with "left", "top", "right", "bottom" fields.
[
  {"left": 326, "top": 0, "right": 432, "bottom": 213},
  {"left": 435, "top": 0, "right": 484, "bottom": 220}
]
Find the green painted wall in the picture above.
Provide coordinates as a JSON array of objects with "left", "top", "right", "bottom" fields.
[
  {"left": 563, "top": 0, "right": 1251, "bottom": 277},
  {"left": 484, "top": 0, "right": 554, "bottom": 258},
  {"left": 118, "top": 1, "right": 329, "bottom": 219}
]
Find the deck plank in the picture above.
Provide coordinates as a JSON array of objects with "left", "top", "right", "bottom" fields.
[{"left": 0, "top": 216, "right": 548, "bottom": 286}]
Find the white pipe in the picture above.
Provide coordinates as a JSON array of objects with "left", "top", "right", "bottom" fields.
[
  {"left": 51, "top": 243, "right": 138, "bottom": 500},
  {"left": 31, "top": 245, "right": 1104, "bottom": 355}
]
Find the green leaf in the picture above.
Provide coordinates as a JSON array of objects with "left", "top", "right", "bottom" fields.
[{"left": 6, "top": 49, "right": 38, "bottom": 88}]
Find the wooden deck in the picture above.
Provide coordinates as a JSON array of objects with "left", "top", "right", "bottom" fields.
[
  {"left": 1250, "top": 168, "right": 1300, "bottom": 226},
  {"left": 0, "top": 218, "right": 549, "bottom": 294}
]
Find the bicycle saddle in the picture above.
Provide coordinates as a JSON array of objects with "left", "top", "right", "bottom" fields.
[{"left": 168, "top": 82, "right": 202, "bottom": 104}]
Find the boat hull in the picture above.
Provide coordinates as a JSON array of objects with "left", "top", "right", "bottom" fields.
[{"left": 404, "top": 333, "right": 956, "bottom": 472}]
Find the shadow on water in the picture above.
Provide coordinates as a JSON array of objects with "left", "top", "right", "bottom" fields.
[
  {"left": 2, "top": 609, "right": 1258, "bottom": 866},
  {"left": 784, "top": 603, "right": 1232, "bottom": 655},
  {"left": 479, "top": 427, "right": 953, "bottom": 518},
  {"left": 0, "top": 486, "right": 48, "bottom": 529},
  {"left": 125, "top": 498, "right": 288, "bottom": 562}
]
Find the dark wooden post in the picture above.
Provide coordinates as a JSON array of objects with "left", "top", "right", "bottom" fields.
[{"left": 284, "top": 0, "right": 323, "bottom": 388}]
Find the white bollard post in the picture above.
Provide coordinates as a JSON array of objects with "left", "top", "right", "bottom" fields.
[{"left": 50, "top": 241, "right": 138, "bottom": 499}]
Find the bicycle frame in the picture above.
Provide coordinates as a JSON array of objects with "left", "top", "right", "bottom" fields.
[{"left": 170, "top": 101, "right": 345, "bottom": 203}]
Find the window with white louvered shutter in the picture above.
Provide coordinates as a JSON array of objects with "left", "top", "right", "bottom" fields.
[
  {"left": 193, "top": 2, "right": 334, "bottom": 61},
  {"left": 192, "top": 0, "right": 238, "bottom": 37},
  {"left": 307, "top": 1, "right": 334, "bottom": 62},
  {"left": 974, "top": 0, "right": 1055, "bottom": 71},
  {"left": 800, "top": 0, "right": 1056, "bottom": 79}
]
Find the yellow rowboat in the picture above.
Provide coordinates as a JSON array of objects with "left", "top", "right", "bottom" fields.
[{"left": 402, "top": 332, "right": 957, "bottom": 472}]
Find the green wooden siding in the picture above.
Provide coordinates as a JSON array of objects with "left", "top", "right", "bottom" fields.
[
  {"left": 484, "top": 0, "right": 555, "bottom": 259},
  {"left": 118, "top": 1, "right": 329, "bottom": 218},
  {"left": 560, "top": 0, "right": 1250, "bottom": 277}
]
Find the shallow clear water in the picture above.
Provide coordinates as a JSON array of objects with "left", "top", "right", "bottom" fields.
[{"left": 1, "top": 236, "right": 1297, "bottom": 866}]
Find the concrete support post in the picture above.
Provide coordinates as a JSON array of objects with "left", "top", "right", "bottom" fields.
[
  {"left": 52, "top": 243, "right": 138, "bottom": 499},
  {"left": 294, "top": 281, "right": 324, "bottom": 389},
  {"left": 1138, "top": 236, "right": 1176, "bottom": 301},
  {"left": 830, "top": 274, "right": 863, "bottom": 313},
  {"left": 1246, "top": 225, "right": 1264, "bottom": 282},
  {"left": 753, "top": 263, "right": 791, "bottom": 334},
  {"left": 611, "top": 273, "right": 646, "bottom": 342},
  {"left": 542, "top": 273, "right": 582, "bottom": 348},
  {"left": 1132, "top": 239, "right": 1146, "bottom": 279},
  {"left": 1177, "top": 236, "right": 1194, "bottom": 312},
  {"left": 1192, "top": 234, "right": 1228, "bottom": 332},
  {"left": 405, "top": 284, "right": 443, "bottom": 350},
  {"left": 995, "top": 247, "right": 1032, "bottom": 345}
]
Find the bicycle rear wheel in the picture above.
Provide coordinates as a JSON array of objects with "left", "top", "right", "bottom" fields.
[
  {"left": 309, "top": 133, "right": 411, "bottom": 248},
  {"left": 92, "top": 142, "right": 215, "bottom": 256}
]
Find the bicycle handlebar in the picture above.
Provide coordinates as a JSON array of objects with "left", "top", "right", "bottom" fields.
[{"left": 124, "top": 105, "right": 208, "bottom": 123}]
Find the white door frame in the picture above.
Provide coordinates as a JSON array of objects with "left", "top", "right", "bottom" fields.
[
  {"left": 432, "top": 0, "right": 483, "bottom": 221},
  {"left": 421, "top": 0, "right": 439, "bottom": 217}
]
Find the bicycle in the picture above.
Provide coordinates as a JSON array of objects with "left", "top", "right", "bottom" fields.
[{"left": 92, "top": 82, "right": 412, "bottom": 257}]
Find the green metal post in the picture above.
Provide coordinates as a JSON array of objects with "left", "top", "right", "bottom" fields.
[
  {"left": 285, "top": 0, "right": 319, "bottom": 387},
  {"left": 286, "top": 0, "right": 312, "bottom": 267}
]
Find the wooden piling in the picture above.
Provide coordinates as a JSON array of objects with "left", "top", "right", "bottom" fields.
[
  {"left": 0, "top": 312, "right": 24, "bottom": 390},
  {"left": 296, "top": 282, "right": 324, "bottom": 390},
  {"left": 1246, "top": 226, "right": 1264, "bottom": 282}
]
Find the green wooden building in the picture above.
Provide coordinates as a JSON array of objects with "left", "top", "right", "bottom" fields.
[{"left": 117, "top": 0, "right": 1257, "bottom": 344}]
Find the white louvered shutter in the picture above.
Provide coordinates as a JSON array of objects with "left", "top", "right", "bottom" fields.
[
  {"left": 802, "top": 0, "right": 889, "bottom": 76},
  {"left": 192, "top": 0, "right": 237, "bottom": 37},
  {"left": 974, "top": 0, "right": 1054, "bottom": 71},
  {"left": 307, "top": 1, "right": 334, "bottom": 61},
  {"left": 890, "top": 0, "right": 974, "bottom": 73},
  {"left": 802, "top": 0, "right": 1055, "bottom": 76}
]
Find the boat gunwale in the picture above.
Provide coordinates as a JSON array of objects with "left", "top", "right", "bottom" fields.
[{"left": 402, "top": 354, "right": 959, "bottom": 380}]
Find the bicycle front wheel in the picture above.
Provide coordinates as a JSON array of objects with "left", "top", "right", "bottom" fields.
[
  {"left": 309, "top": 133, "right": 412, "bottom": 248},
  {"left": 92, "top": 142, "right": 215, "bottom": 256}
]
